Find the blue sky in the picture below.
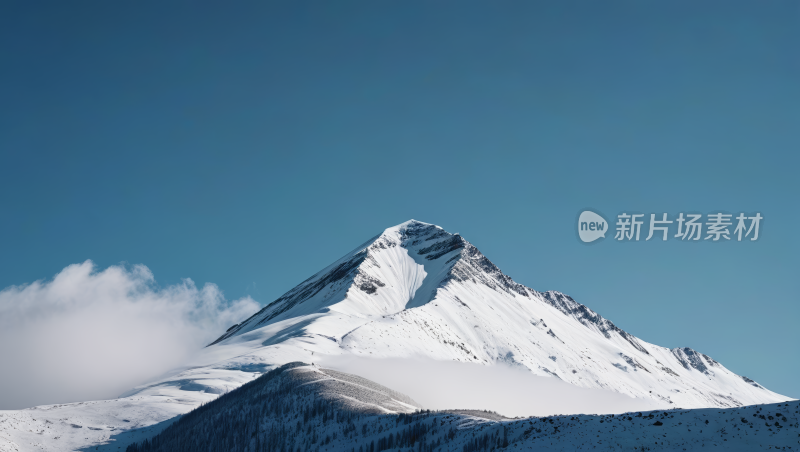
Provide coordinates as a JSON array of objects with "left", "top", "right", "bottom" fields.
[{"left": 1, "top": 2, "right": 798, "bottom": 398}]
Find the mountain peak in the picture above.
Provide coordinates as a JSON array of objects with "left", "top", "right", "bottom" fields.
[
  {"left": 211, "top": 220, "right": 509, "bottom": 342},
  {"left": 393, "top": 218, "right": 434, "bottom": 229},
  {"left": 382, "top": 219, "right": 443, "bottom": 241}
]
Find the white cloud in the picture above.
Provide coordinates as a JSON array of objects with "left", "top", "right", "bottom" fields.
[
  {"left": 0, "top": 261, "right": 259, "bottom": 410},
  {"left": 320, "top": 355, "right": 662, "bottom": 417}
]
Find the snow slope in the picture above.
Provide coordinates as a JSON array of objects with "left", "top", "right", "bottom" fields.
[
  {"left": 0, "top": 369, "right": 255, "bottom": 452},
  {"left": 0, "top": 220, "right": 793, "bottom": 451}
]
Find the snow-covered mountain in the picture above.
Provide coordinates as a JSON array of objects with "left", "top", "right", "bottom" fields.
[
  {"left": 209, "top": 220, "right": 787, "bottom": 409},
  {"left": 0, "top": 220, "right": 792, "bottom": 452}
]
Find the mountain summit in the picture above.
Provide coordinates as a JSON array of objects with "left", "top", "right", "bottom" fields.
[
  {"left": 211, "top": 220, "right": 528, "bottom": 343},
  {"left": 207, "top": 220, "right": 788, "bottom": 409}
]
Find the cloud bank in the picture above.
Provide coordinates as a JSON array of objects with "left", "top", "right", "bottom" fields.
[
  {"left": 321, "top": 355, "right": 662, "bottom": 417},
  {"left": 0, "top": 261, "right": 259, "bottom": 410}
]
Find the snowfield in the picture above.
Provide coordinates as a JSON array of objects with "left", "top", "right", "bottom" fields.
[{"left": 0, "top": 220, "right": 794, "bottom": 451}]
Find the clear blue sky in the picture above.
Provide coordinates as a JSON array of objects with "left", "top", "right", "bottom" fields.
[{"left": 1, "top": 2, "right": 798, "bottom": 397}]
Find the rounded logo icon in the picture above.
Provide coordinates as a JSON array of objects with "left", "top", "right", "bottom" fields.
[{"left": 578, "top": 211, "right": 607, "bottom": 243}]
